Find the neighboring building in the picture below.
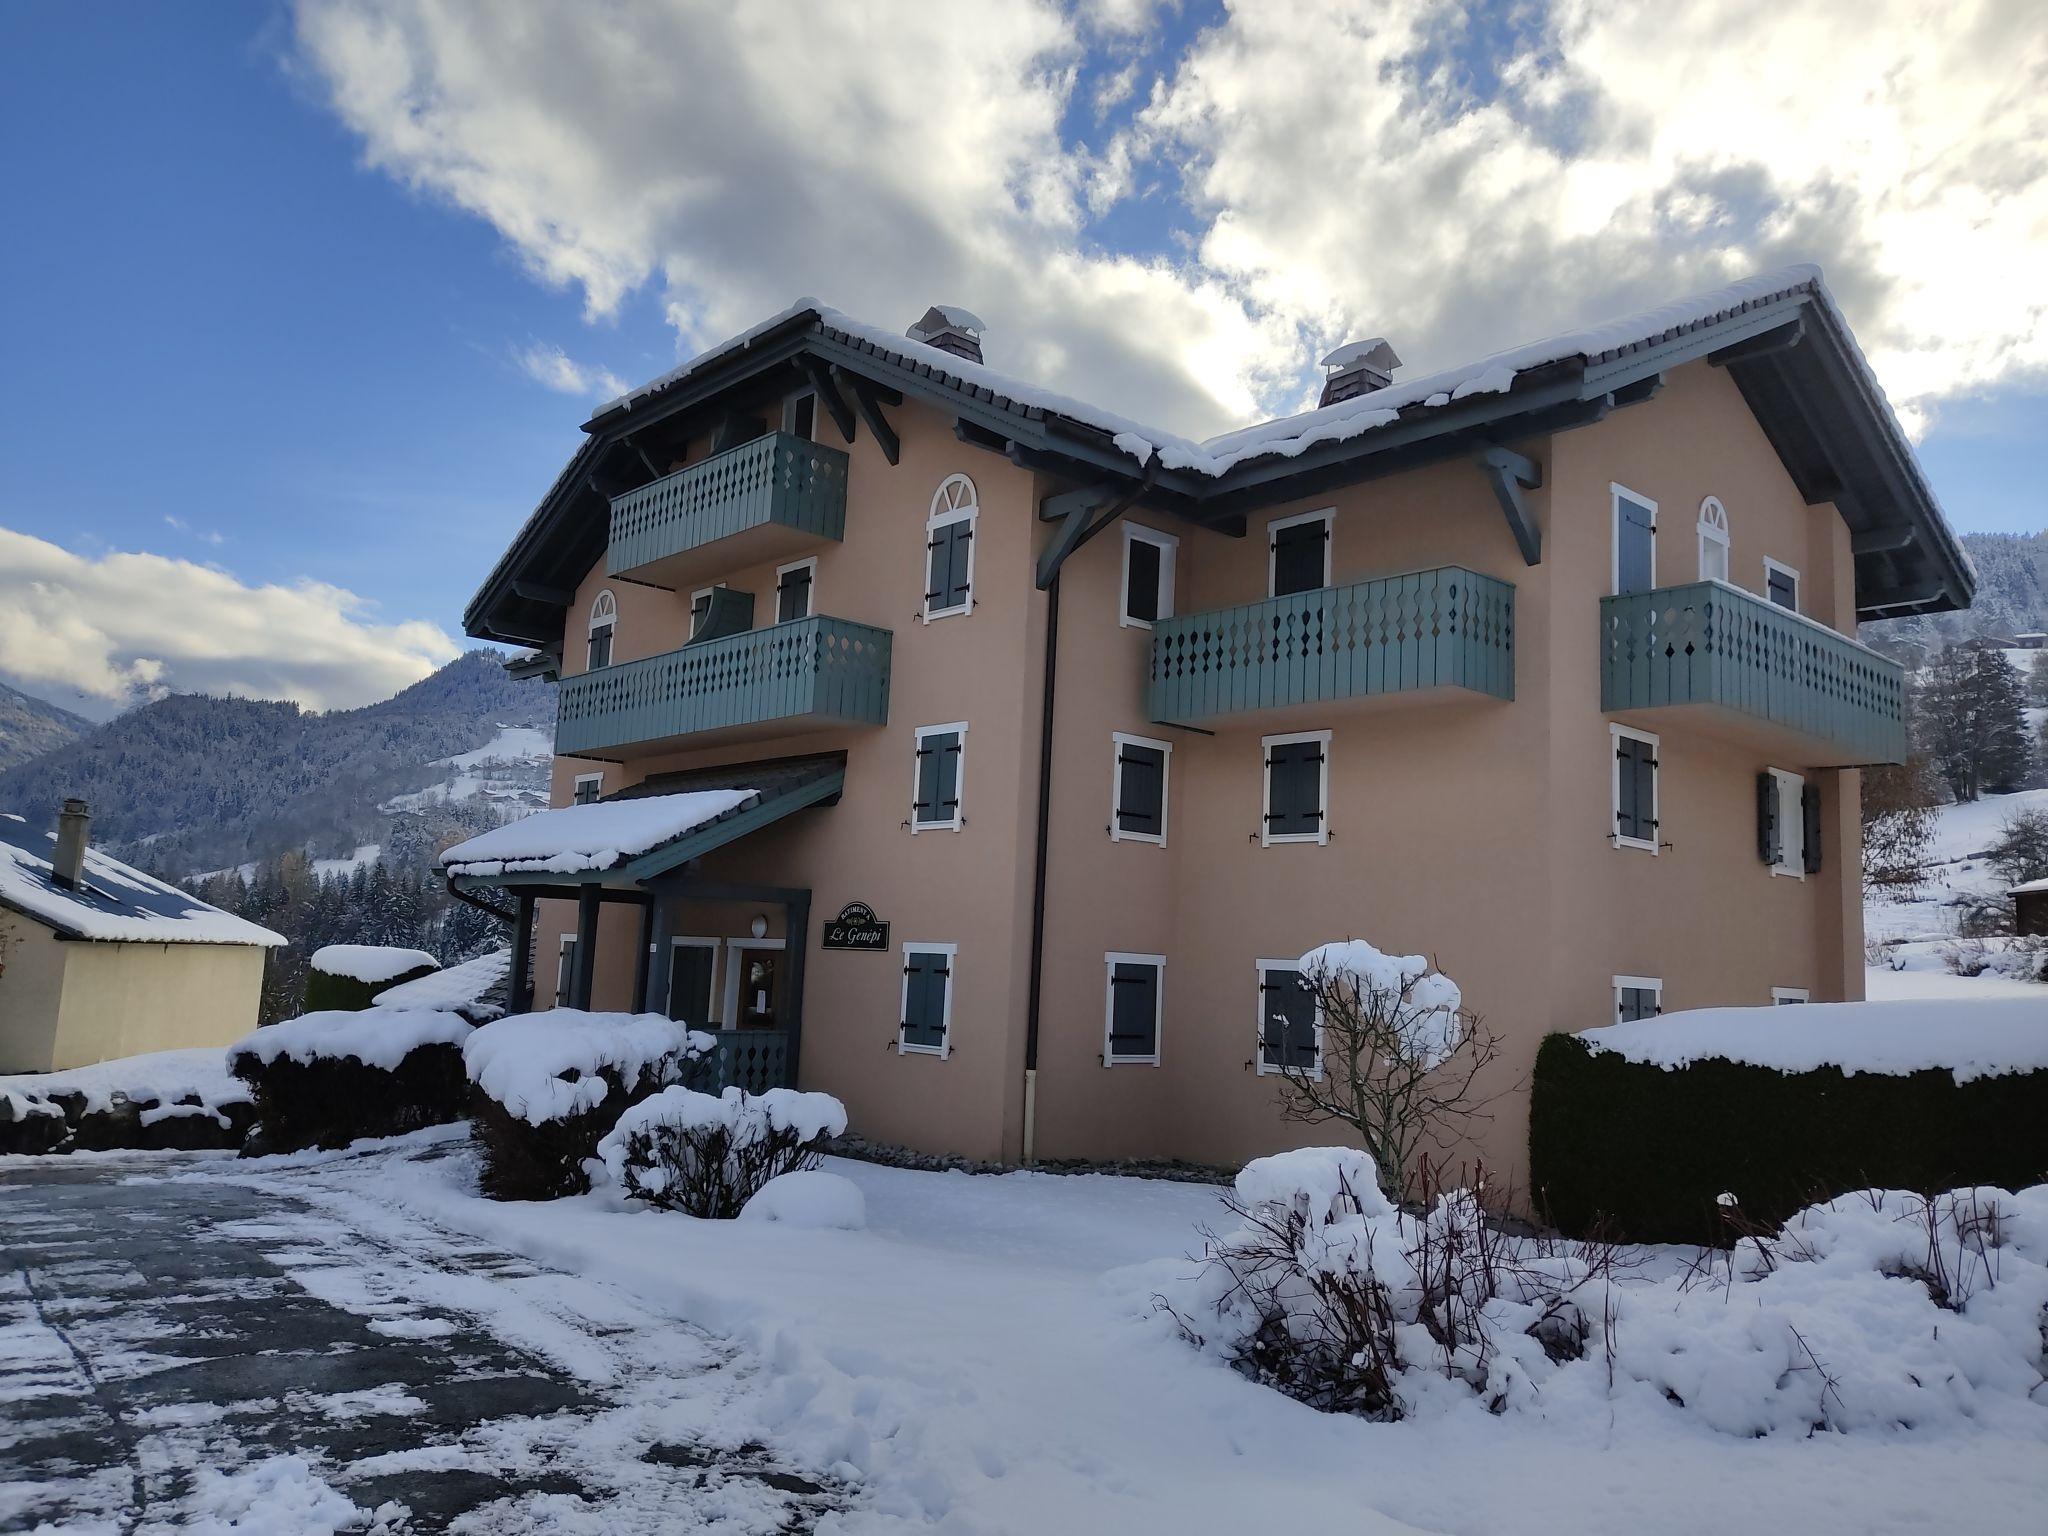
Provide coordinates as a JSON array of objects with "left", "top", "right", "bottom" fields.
[
  {"left": 0, "top": 802, "right": 284, "bottom": 1072},
  {"left": 2016, "top": 880, "right": 2048, "bottom": 938},
  {"left": 447, "top": 265, "right": 1973, "bottom": 1186},
  {"left": 2013, "top": 632, "right": 2047, "bottom": 650}
]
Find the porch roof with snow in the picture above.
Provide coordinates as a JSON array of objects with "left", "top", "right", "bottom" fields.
[
  {"left": 440, "top": 754, "right": 846, "bottom": 890},
  {"left": 0, "top": 813, "right": 285, "bottom": 947},
  {"left": 467, "top": 264, "right": 1972, "bottom": 652}
]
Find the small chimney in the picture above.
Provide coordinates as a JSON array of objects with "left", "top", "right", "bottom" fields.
[
  {"left": 52, "top": 798, "right": 91, "bottom": 891},
  {"left": 1319, "top": 337, "right": 1403, "bottom": 407},
  {"left": 907, "top": 305, "right": 986, "bottom": 365}
]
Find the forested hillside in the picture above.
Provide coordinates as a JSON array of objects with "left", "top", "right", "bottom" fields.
[
  {"left": 1866, "top": 529, "right": 2048, "bottom": 660},
  {"left": 0, "top": 681, "right": 91, "bottom": 771}
]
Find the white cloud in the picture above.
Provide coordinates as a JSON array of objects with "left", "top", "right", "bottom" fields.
[
  {"left": 516, "top": 341, "right": 628, "bottom": 400},
  {"left": 0, "top": 527, "right": 460, "bottom": 713},
  {"left": 162, "top": 514, "right": 226, "bottom": 547},
  {"left": 290, "top": 0, "right": 2047, "bottom": 443}
]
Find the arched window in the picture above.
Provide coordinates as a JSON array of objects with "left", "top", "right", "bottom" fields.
[
  {"left": 1697, "top": 497, "right": 1730, "bottom": 584},
  {"left": 924, "top": 474, "right": 979, "bottom": 618},
  {"left": 587, "top": 589, "right": 617, "bottom": 671}
]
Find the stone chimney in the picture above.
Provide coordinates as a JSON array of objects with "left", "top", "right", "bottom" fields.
[
  {"left": 1319, "top": 338, "right": 1403, "bottom": 407},
  {"left": 907, "top": 305, "right": 986, "bottom": 364},
  {"left": 51, "top": 799, "right": 91, "bottom": 891}
]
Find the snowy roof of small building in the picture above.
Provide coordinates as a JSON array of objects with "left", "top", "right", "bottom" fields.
[
  {"left": 440, "top": 790, "right": 761, "bottom": 878},
  {"left": 0, "top": 813, "right": 285, "bottom": 947},
  {"left": 2012, "top": 877, "right": 2048, "bottom": 895},
  {"left": 373, "top": 947, "right": 511, "bottom": 1019}
]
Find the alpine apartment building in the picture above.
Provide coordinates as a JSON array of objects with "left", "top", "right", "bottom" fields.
[{"left": 447, "top": 268, "right": 1972, "bottom": 1184}]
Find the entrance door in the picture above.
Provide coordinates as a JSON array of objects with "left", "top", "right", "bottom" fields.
[
  {"left": 666, "top": 940, "right": 718, "bottom": 1028},
  {"left": 725, "top": 943, "right": 784, "bottom": 1030}
]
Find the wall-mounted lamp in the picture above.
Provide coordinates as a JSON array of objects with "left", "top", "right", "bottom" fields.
[{"left": 750, "top": 913, "right": 769, "bottom": 940}]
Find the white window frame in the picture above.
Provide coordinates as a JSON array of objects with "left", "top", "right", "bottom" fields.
[
  {"left": 1119, "top": 523, "right": 1179, "bottom": 629},
  {"left": 1255, "top": 958, "right": 1322, "bottom": 1079},
  {"left": 1768, "top": 766, "right": 1806, "bottom": 879},
  {"left": 1764, "top": 556, "right": 1801, "bottom": 614},
  {"left": 1610, "top": 483, "right": 1658, "bottom": 595},
  {"left": 898, "top": 940, "right": 957, "bottom": 1058},
  {"left": 571, "top": 771, "right": 604, "bottom": 807},
  {"left": 689, "top": 584, "right": 725, "bottom": 640},
  {"left": 782, "top": 389, "right": 817, "bottom": 439},
  {"left": 1772, "top": 986, "right": 1810, "bottom": 1005},
  {"left": 1697, "top": 496, "right": 1730, "bottom": 584},
  {"left": 1267, "top": 507, "right": 1334, "bottom": 597},
  {"left": 1109, "top": 731, "right": 1172, "bottom": 847},
  {"left": 1261, "top": 728, "right": 1331, "bottom": 847},
  {"left": 555, "top": 934, "right": 577, "bottom": 1007},
  {"left": 924, "top": 474, "right": 979, "bottom": 621},
  {"left": 1103, "top": 952, "right": 1165, "bottom": 1067},
  {"left": 587, "top": 589, "right": 617, "bottom": 671},
  {"left": 774, "top": 556, "right": 818, "bottom": 624},
  {"left": 722, "top": 936, "right": 786, "bottom": 1027},
  {"left": 910, "top": 721, "right": 969, "bottom": 833},
  {"left": 1609, "top": 722, "right": 1660, "bottom": 854},
  {"left": 1612, "top": 974, "right": 1662, "bottom": 1023},
  {"left": 666, "top": 935, "right": 722, "bottom": 1025}
]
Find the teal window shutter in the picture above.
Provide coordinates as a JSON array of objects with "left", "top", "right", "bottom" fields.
[
  {"left": 1125, "top": 537, "right": 1161, "bottom": 622},
  {"left": 1259, "top": 968, "right": 1317, "bottom": 1070},
  {"left": 1115, "top": 744, "right": 1166, "bottom": 837},
  {"left": 1616, "top": 494, "right": 1655, "bottom": 595},
  {"left": 1107, "top": 962, "right": 1160, "bottom": 1059},
  {"left": 1271, "top": 519, "right": 1326, "bottom": 596},
  {"left": 1801, "top": 781, "right": 1823, "bottom": 874},
  {"left": 1757, "top": 772, "right": 1780, "bottom": 865},
  {"left": 927, "top": 520, "right": 973, "bottom": 610},
  {"left": 666, "top": 946, "right": 716, "bottom": 1026},
  {"left": 1265, "top": 740, "right": 1324, "bottom": 838},
  {"left": 914, "top": 731, "right": 962, "bottom": 825},
  {"left": 902, "top": 950, "right": 950, "bottom": 1050}
]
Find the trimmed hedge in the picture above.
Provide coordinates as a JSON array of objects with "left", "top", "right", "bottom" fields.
[
  {"left": 303, "top": 963, "right": 436, "bottom": 1015},
  {"left": 469, "top": 1062, "right": 670, "bottom": 1201},
  {"left": 0, "top": 1092, "right": 254, "bottom": 1156},
  {"left": 232, "top": 1045, "right": 469, "bottom": 1154},
  {"left": 1530, "top": 1032, "right": 2048, "bottom": 1244}
]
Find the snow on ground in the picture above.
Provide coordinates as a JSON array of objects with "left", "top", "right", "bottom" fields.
[
  {"left": 439, "top": 724, "right": 553, "bottom": 772},
  {"left": 156, "top": 1136, "right": 2045, "bottom": 1536},
  {"left": 309, "top": 842, "right": 381, "bottom": 880},
  {"left": 0, "top": 1048, "right": 250, "bottom": 1123}
]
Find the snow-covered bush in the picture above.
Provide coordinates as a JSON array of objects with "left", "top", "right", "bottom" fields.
[
  {"left": 740, "top": 1168, "right": 867, "bottom": 1230},
  {"left": 1940, "top": 934, "right": 2048, "bottom": 983},
  {"left": 464, "top": 1011, "right": 712, "bottom": 1200},
  {"left": 303, "top": 944, "right": 440, "bottom": 1013},
  {"left": 597, "top": 1085, "right": 847, "bottom": 1218},
  {"left": 228, "top": 1009, "right": 473, "bottom": 1153},
  {"left": 1164, "top": 1149, "right": 2048, "bottom": 1436}
]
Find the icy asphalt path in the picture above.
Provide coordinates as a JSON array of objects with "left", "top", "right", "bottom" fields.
[{"left": 0, "top": 1143, "right": 840, "bottom": 1533}]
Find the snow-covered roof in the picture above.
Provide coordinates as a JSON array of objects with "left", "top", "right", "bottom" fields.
[
  {"left": 439, "top": 789, "right": 759, "bottom": 878},
  {"left": 0, "top": 813, "right": 284, "bottom": 947},
  {"left": 2012, "top": 877, "right": 2048, "bottom": 895},
  {"left": 373, "top": 947, "right": 510, "bottom": 1019},
  {"left": 1577, "top": 998, "right": 2048, "bottom": 1084}
]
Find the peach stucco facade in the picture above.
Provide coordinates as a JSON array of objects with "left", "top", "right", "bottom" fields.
[{"left": 512, "top": 354, "right": 1875, "bottom": 1193}]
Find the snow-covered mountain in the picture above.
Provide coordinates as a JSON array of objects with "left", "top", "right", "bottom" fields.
[{"left": 0, "top": 680, "right": 92, "bottom": 771}]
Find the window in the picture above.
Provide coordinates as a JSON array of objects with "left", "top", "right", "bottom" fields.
[
  {"left": 1611, "top": 485, "right": 1657, "bottom": 595},
  {"left": 572, "top": 772, "right": 603, "bottom": 807},
  {"left": 1611, "top": 724, "right": 1659, "bottom": 852},
  {"left": 912, "top": 722, "right": 967, "bottom": 831},
  {"left": 555, "top": 935, "right": 577, "bottom": 1007},
  {"left": 899, "top": 942, "right": 956, "bottom": 1056},
  {"left": 784, "top": 391, "right": 816, "bottom": 441},
  {"left": 1110, "top": 732, "right": 1171, "bottom": 844},
  {"left": 1772, "top": 987, "right": 1810, "bottom": 1005},
  {"left": 1613, "top": 975, "right": 1662, "bottom": 1023},
  {"left": 775, "top": 558, "right": 816, "bottom": 623},
  {"left": 1760, "top": 766, "right": 1814, "bottom": 878},
  {"left": 1262, "top": 730, "right": 1330, "bottom": 845},
  {"left": 667, "top": 937, "right": 720, "bottom": 1025},
  {"left": 586, "top": 589, "right": 617, "bottom": 671},
  {"left": 689, "top": 586, "right": 718, "bottom": 640},
  {"left": 925, "top": 474, "right": 978, "bottom": 618},
  {"left": 1268, "top": 509, "right": 1332, "bottom": 597},
  {"left": 1697, "top": 497, "right": 1730, "bottom": 583},
  {"left": 1765, "top": 557, "right": 1800, "bottom": 613},
  {"left": 1104, "top": 953, "right": 1164, "bottom": 1065},
  {"left": 1120, "top": 524, "right": 1178, "bottom": 628},
  {"left": 1256, "top": 961, "right": 1319, "bottom": 1075}
]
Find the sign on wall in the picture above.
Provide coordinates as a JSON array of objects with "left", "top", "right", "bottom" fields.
[{"left": 822, "top": 901, "right": 890, "bottom": 951}]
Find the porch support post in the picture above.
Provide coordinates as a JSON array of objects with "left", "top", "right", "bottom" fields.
[
  {"left": 645, "top": 891, "right": 676, "bottom": 1019},
  {"left": 570, "top": 885, "right": 600, "bottom": 1010},
  {"left": 779, "top": 889, "right": 810, "bottom": 1085},
  {"left": 508, "top": 892, "right": 535, "bottom": 1015},
  {"left": 631, "top": 899, "right": 655, "bottom": 1012}
]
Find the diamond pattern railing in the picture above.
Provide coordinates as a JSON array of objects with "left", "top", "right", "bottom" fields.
[
  {"left": 608, "top": 431, "right": 848, "bottom": 579},
  {"left": 688, "top": 1030, "right": 794, "bottom": 1095}
]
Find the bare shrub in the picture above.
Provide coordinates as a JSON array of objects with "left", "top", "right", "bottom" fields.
[{"left": 598, "top": 1087, "right": 847, "bottom": 1218}]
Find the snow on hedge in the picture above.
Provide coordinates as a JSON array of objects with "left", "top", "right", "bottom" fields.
[
  {"left": 438, "top": 790, "right": 756, "bottom": 878},
  {"left": 228, "top": 1009, "right": 473, "bottom": 1073},
  {"left": 310, "top": 944, "right": 439, "bottom": 984},
  {"left": 0, "top": 1047, "right": 251, "bottom": 1123},
  {"left": 1578, "top": 998, "right": 2048, "bottom": 1083},
  {"left": 463, "top": 1011, "right": 712, "bottom": 1125},
  {"left": 598, "top": 1084, "right": 848, "bottom": 1179},
  {"left": 372, "top": 948, "right": 509, "bottom": 1018},
  {"left": 596, "top": 1084, "right": 849, "bottom": 1216}
]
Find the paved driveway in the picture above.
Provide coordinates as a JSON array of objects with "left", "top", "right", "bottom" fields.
[{"left": 0, "top": 1154, "right": 834, "bottom": 1533}]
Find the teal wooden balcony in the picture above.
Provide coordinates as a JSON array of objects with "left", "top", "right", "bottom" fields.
[
  {"left": 1600, "top": 581, "right": 1904, "bottom": 766},
  {"left": 556, "top": 615, "right": 891, "bottom": 758},
  {"left": 1147, "top": 566, "right": 1515, "bottom": 726},
  {"left": 608, "top": 431, "right": 849, "bottom": 589}
]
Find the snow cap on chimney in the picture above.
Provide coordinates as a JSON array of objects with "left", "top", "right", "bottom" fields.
[
  {"left": 1319, "top": 338, "right": 1403, "bottom": 407},
  {"left": 52, "top": 798, "right": 90, "bottom": 891},
  {"left": 908, "top": 305, "right": 986, "bottom": 364}
]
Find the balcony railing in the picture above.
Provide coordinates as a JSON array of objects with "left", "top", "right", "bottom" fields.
[
  {"left": 1600, "top": 581, "right": 1904, "bottom": 765},
  {"left": 1146, "top": 566, "right": 1515, "bottom": 724},
  {"left": 556, "top": 615, "right": 891, "bottom": 756},
  {"left": 608, "top": 431, "right": 848, "bottom": 586},
  {"left": 688, "top": 1030, "right": 793, "bottom": 1095}
]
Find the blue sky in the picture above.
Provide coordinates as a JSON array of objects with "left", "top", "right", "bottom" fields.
[{"left": 1, "top": 1, "right": 2042, "bottom": 716}]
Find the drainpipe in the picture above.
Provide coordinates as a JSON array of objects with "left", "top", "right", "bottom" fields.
[{"left": 1021, "top": 454, "right": 1158, "bottom": 1165}]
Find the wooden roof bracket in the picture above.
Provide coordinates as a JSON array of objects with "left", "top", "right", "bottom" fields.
[
  {"left": 798, "top": 356, "right": 858, "bottom": 445},
  {"left": 832, "top": 365, "right": 901, "bottom": 465},
  {"left": 1477, "top": 444, "right": 1544, "bottom": 566},
  {"left": 1036, "top": 453, "right": 1159, "bottom": 590}
]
